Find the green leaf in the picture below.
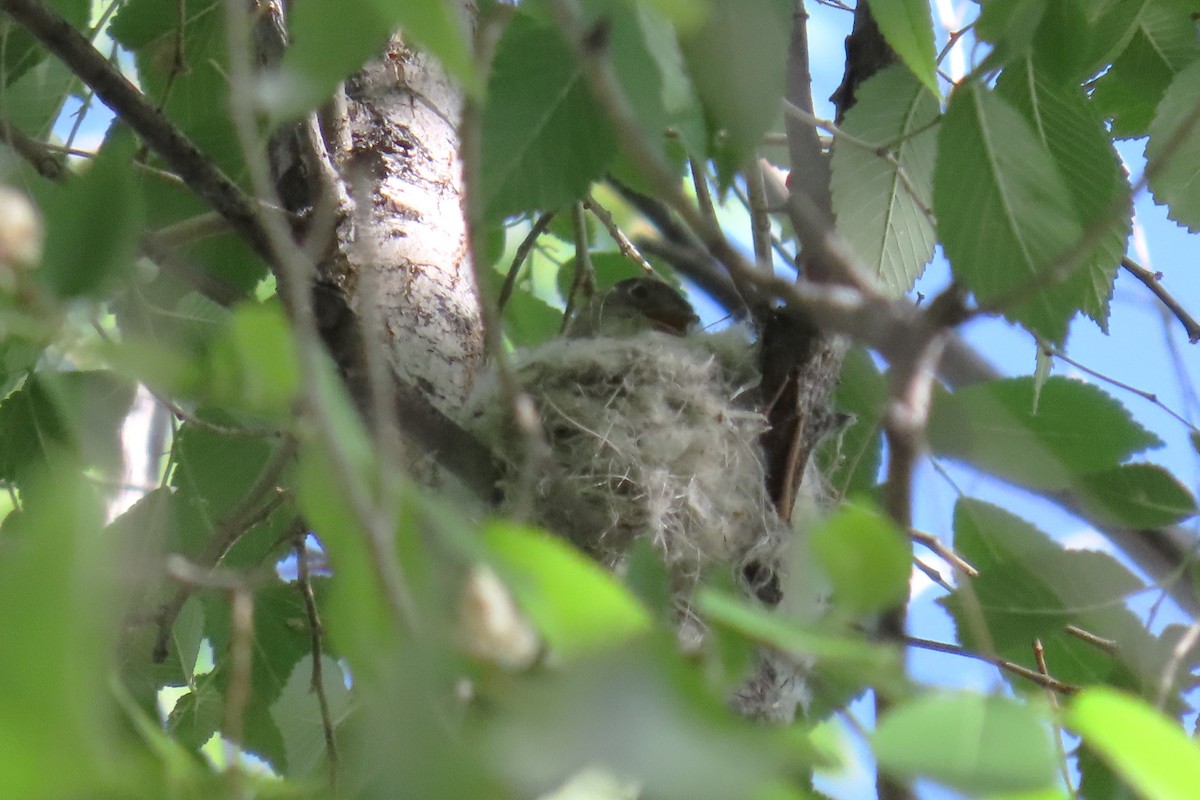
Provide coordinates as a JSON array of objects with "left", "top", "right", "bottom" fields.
[
  {"left": 580, "top": 0, "right": 703, "bottom": 166},
  {"left": 166, "top": 681, "right": 223, "bottom": 753},
  {"left": 113, "top": 0, "right": 244, "bottom": 175},
  {"left": 1146, "top": 59, "right": 1200, "bottom": 232},
  {"left": 480, "top": 14, "right": 618, "bottom": 222},
  {"left": 1075, "top": 463, "right": 1198, "bottom": 528},
  {"left": 482, "top": 521, "right": 650, "bottom": 657},
  {"left": 679, "top": 0, "right": 790, "bottom": 182},
  {"left": 934, "top": 82, "right": 1086, "bottom": 343},
  {"left": 0, "top": 370, "right": 136, "bottom": 485},
  {"left": 809, "top": 504, "right": 911, "bottom": 615},
  {"left": 821, "top": 347, "right": 886, "bottom": 500},
  {"left": 502, "top": 286, "right": 564, "bottom": 347},
  {"left": 973, "top": 0, "right": 1046, "bottom": 69},
  {"left": 942, "top": 499, "right": 1171, "bottom": 697},
  {"left": 697, "top": 589, "right": 901, "bottom": 675},
  {"left": 39, "top": 128, "right": 144, "bottom": 299},
  {"left": 484, "top": 642, "right": 792, "bottom": 798},
  {"left": 205, "top": 302, "right": 300, "bottom": 416},
  {"left": 1069, "top": 687, "right": 1200, "bottom": 800},
  {"left": 867, "top": 0, "right": 938, "bottom": 95},
  {"left": 873, "top": 694, "right": 1057, "bottom": 794},
  {"left": 171, "top": 420, "right": 278, "bottom": 521},
  {"left": 1090, "top": 0, "right": 1200, "bottom": 138},
  {"left": 928, "top": 376, "right": 1161, "bottom": 491},
  {"left": 0, "top": 0, "right": 88, "bottom": 87},
  {"left": 996, "top": 61, "right": 1130, "bottom": 331},
  {"left": 0, "top": 471, "right": 127, "bottom": 797},
  {"left": 1083, "top": 0, "right": 1151, "bottom": 74},
  {"left": 830, "top": 66, "right": 938, "bottom": 296},
  {"left": 272, "top": 655, "right": 351, "bottom": 780}
]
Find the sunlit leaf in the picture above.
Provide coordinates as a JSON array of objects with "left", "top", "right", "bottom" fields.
[
  {"left": 935, "top": 82, "right": 1086, "bottom": 342},
  {"left": 874, "top": 694, "right": 1057, "bottom": 794},
  {"left": 1091, "top": 0, "right": 1200, "bottom": 138},
  {"left": 1075, "top": 463, "right": 1198, "bottom": 528},
  {"left": 480, "top": 13, "right": 618, "bottom": 222},
  {"left": 867, "top": 0, "right": 938, "bottom": 94},
  {"left": 831, "top": 66, "right": 938, "bottom": 296},
  {"left": 1146, "top": 59, "right": 1200, "bottom": 232},
  {"left": 996, "top": 61, "right": 1130, "bottom": 330},
  {"left": 483, "top": 521, "right": 651, "bottom": 657},
  {"left": 809, "top": 503, "right": 911, "bottom": 615},
  {"left": 679, "top": 0, "right": 789, "bottom": 183},
  {"left": 1070, "top": 688, "right": 1200, "bottom": 800},
  {"left": 929, "top": 376, "right": 1161, "bottom": 491}
]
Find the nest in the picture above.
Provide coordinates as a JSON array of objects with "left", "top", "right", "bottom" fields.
[
  {"left": 472, "top": 328, "right": 787, "bottom": 602},
  {"left": 469, "top": 327, "right": 808, "bottom": 721}
]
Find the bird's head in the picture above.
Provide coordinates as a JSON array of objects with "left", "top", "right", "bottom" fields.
[{"left": 568, "top": 277, "right": 699, "bottom": 338}]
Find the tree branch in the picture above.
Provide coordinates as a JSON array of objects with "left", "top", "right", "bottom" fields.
[
  {"left": 0, "top": 0, "right": 272, "bottom": 258},
  {"left": 1122, "top": 257, "right": 1200, "bottom": 344}
]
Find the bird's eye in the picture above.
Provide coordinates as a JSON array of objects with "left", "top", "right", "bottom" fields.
[{"left": 628, "top": 281, "right": 650, "bottom": 301}]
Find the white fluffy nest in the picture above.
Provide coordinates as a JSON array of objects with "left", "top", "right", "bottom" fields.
[{"left": 470, "top": 328, "right": 788, "bottom": 598}]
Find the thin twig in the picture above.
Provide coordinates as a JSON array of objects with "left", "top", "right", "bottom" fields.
[
  {"left": 689, "top": 157, "right": 719, "bottom": 229},
  {"left": 1064, "top": 624, "right": 1118, "bottom": 654},
  {"left": 296, "top": 536, "right": 339, "bottom": 792},
  {"left": 583, "top": 193, "right": 655, "bottom": 274},
  {"left": 744, "top": 161, "right": 774, "bottom": 272},
  {"left": 1034, "top": 639, "right": 1080, "bottom": 799},
  {"left": 0, "top": 117, "right": 66, "bottom": 179},
  {"left": 498, "top": 211, "right": 555, "bottom": 312},
  {"left": 905, "top": 635, "right": 1081, "bottom": 695},
  {"left": 1121, "top": 257, "right": 1200, "bottom": 344},
  {"left": 1156, "top": 619, "right": 1200, "bottom": 709},
  {"left": 1043, "top": 344, "right": 1199, "bottom": 433},
  {"left": 913, "top": 558, "right": 954, "bottom": 593},
  {"left": 910, "top": 527, "right": 979, "bottom": 578},
  {"left": 561, "top": 201, "right": 594, "bottom": 334},
  {"left": 224, "top": 586, "right": 254, "bottom": 787},
  {"left": 153, "top": 438, "right": 299, "bottom": 661},
  {"left": 0, "top": 0, "right": 273, "bottom": 256}
]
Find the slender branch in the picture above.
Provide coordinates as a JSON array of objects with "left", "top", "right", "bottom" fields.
[
  {"left": 0, "top": 117, "right": 66, "bottom": 179},
  {"left": 910, "top": 527, "right": 978, "bottom": 578},
  {"left": 913, "top": 557, "right": 954, "bottom": 592},
  {"left": 1064, "top": 624, "right": 1118, "bottom": 654},
  {"left": 1155, "top": 619, "right": 1200, "bottom": 709},
  {"left": 498, "top": 211, "right": 555, "bottom": 312},
  {"left": 561, "top": 201, "right": 594, "bottom": 333},
  {"left": 153, "top": 438, "right": 299, "bottom": 661},
  {"left": 224, "top": 586, "right": 254, "bottom": 785},
  {"left": 583, "top": 193, "right": 655, "bottom": 274},
  {"left": 0, "top": 0, "right": 273, "bottom": 258},
  {"left": 905, "top": 634, "right": 1080, "bottom": 695},
  {"left": 744, "top": 161, "right": 774, "bottom": 272},
  {"left": 1121, "top": 257, "right": 1200, "bottom": 344},
  {"left": 1034, "top": 639, "right": 1080, "bottom": 799},
  {"left": 296, "top": 536, "right": 339, "bottom": 791},
  {"left": 1043, "top": 344, "right": 1199, "bottom": 433}
]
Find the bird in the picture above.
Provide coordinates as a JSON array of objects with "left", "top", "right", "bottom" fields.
[{"left": 565, "top": 277, "right": 699, "bottom": 338}]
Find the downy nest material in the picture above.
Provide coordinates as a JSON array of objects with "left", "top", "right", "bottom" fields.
[{"left": 472, "top": 327, "right": 788, "bottom": 615}]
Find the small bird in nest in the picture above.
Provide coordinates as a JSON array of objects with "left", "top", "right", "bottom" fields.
[{"left": 565, "top": 277, "right": 700, "bottom": 338}]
